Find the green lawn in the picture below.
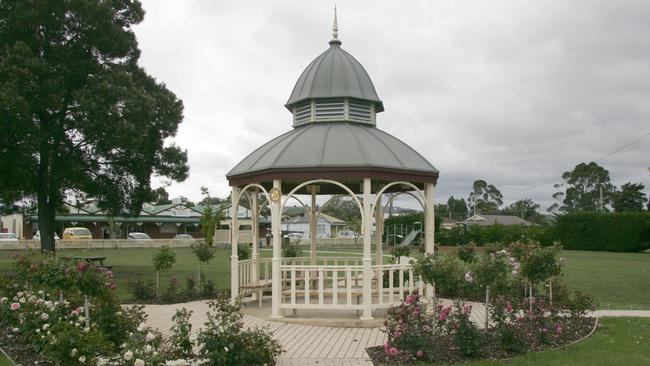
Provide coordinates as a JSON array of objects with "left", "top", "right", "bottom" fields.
[
  {"left": 0, "top": 247, "right": 363, "bottom": 301},
  {"left": 435, "top": 317, "right": 650, "bottom": 366},
  {"left": 1, "top": 248, "right": 649, "bottom": 308},
  {"left": 0, "top": 353, "right": 13, "bottom": 366}
]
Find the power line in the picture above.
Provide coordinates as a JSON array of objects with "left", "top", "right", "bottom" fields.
[{"left": 506, "top": 131, "right": 650, "bottom": 198}]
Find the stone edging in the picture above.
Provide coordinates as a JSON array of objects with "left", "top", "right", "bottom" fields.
[{"left": 0, "top": 346, "right": 17, "bottom": 366}]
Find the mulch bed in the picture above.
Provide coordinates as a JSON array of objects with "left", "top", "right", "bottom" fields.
[
  {"left": 366, "top": 317, "right": 597, "bottom": 365},
  {"left": 0, "top": 328, "right": 54, "bottom": 366}
]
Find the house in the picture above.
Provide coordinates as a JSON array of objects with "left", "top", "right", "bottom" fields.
[
  {"left": 281, "top": 213, "right": 348, "bottom": 238},
  {"left": 462, "top": 214, "right": 533, "bottom": 227},
  {"left": 440, "top": 217, "right": 459, "bottom": 229},
  {"left": 0, "top": 202, "right": 269, "bottom": 240}
]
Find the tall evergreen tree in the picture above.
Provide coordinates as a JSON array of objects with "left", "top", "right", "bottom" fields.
[
  {"left": 550, "top": 162, "right": 615, "bottom": 213},
  {"left": 0, "top": 1, "right": 188, "bottom": 252},
  {"left": 468, "top": 180, "right": 503, "bottom": 214},
  {"left": 612, "top": 182, "right": 647, "bottom": 212}
]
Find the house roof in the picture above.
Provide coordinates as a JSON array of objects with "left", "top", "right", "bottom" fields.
[
  {"left": 282, "top": 212, "right": 347, "bottom": 225},
  {"left": 463, "top": 214, "right": 533, "bottom": 226}
]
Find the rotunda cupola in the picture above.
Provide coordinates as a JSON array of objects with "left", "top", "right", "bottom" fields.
[{"left": 285, "top": 10, "right": 384, "bottom": 127}]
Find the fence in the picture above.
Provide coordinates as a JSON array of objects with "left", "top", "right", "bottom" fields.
[{"left": 0, "top": 239, "right": 202, "bottom": 250}]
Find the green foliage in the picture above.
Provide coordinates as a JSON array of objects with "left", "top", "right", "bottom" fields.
[
  {"left": 199, "top": 187, "right": 224, "bottom": 245},
  {"left": 390, "top": 245, "right": 411, "bottom": 260},
  {"left": 471, "top": 252, "right": 513, "bottom": 294},
  {"left": 438, "top": 224, "right": 553, "bottom": 246},
  {"left": 237, "top": 244, "right": 251, "bottom": 260},
  {"left": 446, "top": 303, "right": 485, "bottom": 357},
  {"left": 282, "top": 242, "right": 304, "bottom": 258},
  {"left": 192, "top": 242, "right": 215, "bottom": 264},
  {"left": 152, "top": 246, "right": 176, "bottom": 272},
  {"left": 0, "top": 1, "right": 188, "bottom": 251},
  {"left": 413, "top": 254, "right": 466, "bottom": 298},
  {"left": 468, "top": 179, "right": 503, "bottom": 213},
  {"left": 447, "top": 195, "right": 469, "bottom": 220},
  {"left": 383, "top": 213, "right": 441, "bottom": 245},
  {"left": 321, "top": 195, "right": 361, "bottom": 222},
  {"left": 167, "top": 308, "right": 194, "bottom": 359},
  {"left": 383, "top": 295, "right": 434, "bottom": 362},
  {"left": 613, "top": 182, "right": 647, "bottom": 212},
  {"left": 550, "top": 162, "right": 616, "bottom": 213},
  {"left": 520, "top": 244, "right": 563, "bottom": 284},
  {"left": 456, "top": 244, "right": 478, "bottom": 263},
  {"left": 555, "top": 212, "right": 650, "bottom": 252},
  {"left": 127, "top": 277, "right": 156, "bottom": 301},
  {"left": 503, "top": 198, "right": 544, "bottom": 224},
  {"left": 197, "top": 296, "right": 283, "bottom": 365}
]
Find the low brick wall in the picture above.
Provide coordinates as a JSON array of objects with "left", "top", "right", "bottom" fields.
[{"left": 0, "top": 239, "right": 202, "bottom": 250}]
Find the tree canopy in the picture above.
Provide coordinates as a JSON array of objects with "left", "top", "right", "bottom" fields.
[
  {"left": 550, "top": 162, "right": 615, "bottom": 213},
  {"left": 612, "top": 182, "right": 647, "bottom": 212},
  {"left": 0, "top": 1, "right": 188, "bottom": 251},
  {"left": 468, "top": 180, "right": 503, "bottom": 214},
  {"left": 503, "top": 198, "right": 543, "bottom": 223}
]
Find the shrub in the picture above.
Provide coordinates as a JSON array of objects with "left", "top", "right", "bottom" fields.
[
  {"left": 445, "top": 303, "right": 485, "bottom": 357},
  {"left": 413, "top": 254, "right": 466, "bottom": 299},
  {"left": 201, "top": 280, "right": 216, "bottom": 298},
  {"left": 390, "top": 245, "right": 411, "bottom": 261},
  {"left": 127, "top": 277, "right": 156, "bottom": 301},
  {"left": 383, "top": 294, "right": 434, "bottom": 362},
  {"left": 161, "top": 277, "right": 181, "bottom": 303},
  {"left": 197, "top": 296, "right": 283, "bottom": 365},
  {"left": 554, "top": 212, "right": 650, "bottom": 252},
  {"left": 238, "top": 244, "right": 252, "bottom": 260},
  {"left": 520, "top": 244, "right": 563, "bottom": 285},
  {"left": 282, "top": 242, "right": 303, "bottom": 258},
  {"left": 167, "top": 308, "right": 194, "bottom": 359},
  {"left": 456, "top": 244, "right": 478, "bottom": 263}
]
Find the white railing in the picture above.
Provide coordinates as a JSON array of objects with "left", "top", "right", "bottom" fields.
[
  {"left": 281, "top": 256, "right": 363, "bottom": 267},
  {"left": 0, "top": 239, "right": 202, "bottom": 250},
  {"left": 238, "top": 257, "right": 272, "bottom": 287},
  {"left": 373, "top": 263, "right": 424, "bottom": 309},
  {"left": 279, "top": 264, "right": 365, "bottom": 310},
  {"left": 214, "top": 230, "right": 253, "bottom": 244}
]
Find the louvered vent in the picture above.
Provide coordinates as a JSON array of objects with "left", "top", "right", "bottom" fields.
[
  {"left": 348, "top": 99, "right": 372, "bottom": 122},
  {"left": 293, "top": 101, "right": 312, "bottom": 125},
  {"left": 314, "top": 99, "right": 345, "bottom": 120}
]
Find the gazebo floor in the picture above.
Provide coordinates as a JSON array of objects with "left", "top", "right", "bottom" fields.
[{"left": 241, "top": 295, "right": 488, "bottom": 328}]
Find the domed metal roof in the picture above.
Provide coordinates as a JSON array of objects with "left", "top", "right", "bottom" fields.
[
  {"left": 285, "top": 42, "right": 384, "bottom": 112},
  {"left": 227, "top": 123, "right": 438, "bottom": 185}
]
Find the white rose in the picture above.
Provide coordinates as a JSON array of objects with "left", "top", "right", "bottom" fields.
[
  {"left": 42, "top": 324, "right": 49, "bottom": 330},
  {"left": 70, "top": 348, "right": 78, "bottom": 357},
  {"left": 124, "top": 351, "right": 134, "bottom": 360},
  {"left": 144, "top": 345, "right": 153, "bottom": 354},
  {"left": 145, "top": 332, "right": 156, "bottom": 342},
  {"left": 41, "top": 313, "right": 49, "bottom": 321},
  {"left": 134, "top": 359, "right": 145, "bottom": 366},
  {"left": 79, "top": 355, "right": 86, "bottom": 363}
]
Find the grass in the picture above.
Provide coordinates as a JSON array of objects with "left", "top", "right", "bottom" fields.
[
  {"left": 1, "top": 248, "right": 649, "bottom": 308},
  {"left": 0, "top": 352, "right": 13, "bottom": 366},
  {"left": 0, "top": 247, "right": 363, "bottom": 301},
  {"left": 432, "top": 317, "right": 650, "bottom": 366}
]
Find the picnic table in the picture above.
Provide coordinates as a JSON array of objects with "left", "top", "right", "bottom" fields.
[{"left": 71, "top": 256, "right": 110, "bottom": 269}]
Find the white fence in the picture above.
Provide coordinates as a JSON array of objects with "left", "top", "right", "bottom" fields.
[
  {"left": 237, "top": 256, "right": 423, "bottom": 312},
  {"left": 0, "top": 239, "right": 201, "bottom": 250}
]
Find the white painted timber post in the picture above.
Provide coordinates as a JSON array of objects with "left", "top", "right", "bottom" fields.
[
  {"left": 251, "top": 189, "right": 259, "bottom": 285},
  {"left": 230, "top": 186, "right": 241, "bottom": 302},
  {"left": 375, "top": 193, "right": 383, "bottom": 267},
  {"left": 310, "top": 185, "right": 317, "bottom": 266},
  {"left": 424, "top": 182, "right": 435, "bottom": 304},
  {"left": 361, "top": 178, "right": 373, "bottom": 320},
  {"left": 271, "top": 179, "right": 283, "bottom": 319}
]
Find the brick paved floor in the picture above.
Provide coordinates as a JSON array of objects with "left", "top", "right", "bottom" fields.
[{"left": 142, "top": 299, "right": 492, "bottom": 365}]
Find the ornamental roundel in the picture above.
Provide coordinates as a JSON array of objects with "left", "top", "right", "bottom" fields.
[{"left": 269, "top": 188, "right": 281, "bottom": 202}]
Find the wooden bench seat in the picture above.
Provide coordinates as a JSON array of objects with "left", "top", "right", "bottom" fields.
[{"left": 240, "top": 280, "right": 272, "bottom": 308}]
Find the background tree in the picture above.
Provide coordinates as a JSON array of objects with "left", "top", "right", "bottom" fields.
[
  {"left": 435, "top": 203, "right": 449, "bottom": 218},
  {"left": 447, "top": 196, "right": 468, "bottom": 220},
  {"left": 468, "top": 180, "right": 503, "bottom": 214},
  {"left": 0, "top": 1, "right": 188, "bottom": 252},
  {"left": 199, "top": 187, "right": 224, "bottom": 245},
  {"left": 503, "top": 198, "right": 543, "bottom": 223},
  {"left": 153, "top": 246, "right": 177, "bottom": 298},
  {"left": 552, "top": 162, "right": 615, "bottom": 213},
  {"left": 152, "top": 187, "right": 173, "bottom": 205},
  {"left": 612, "top": 182, "right": 647, "bottom": 212},
  {"left": 320, "top": 195, "right": 362, "bottom": 222}
]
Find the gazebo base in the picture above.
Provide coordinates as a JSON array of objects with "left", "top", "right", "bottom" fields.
[{"left": 241, "top": 295, "right": 388, "bottom": 328}]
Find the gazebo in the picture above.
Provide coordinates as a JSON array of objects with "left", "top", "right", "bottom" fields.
[{"left": 226, "top": 15, "right": 439, "bottom": 320}]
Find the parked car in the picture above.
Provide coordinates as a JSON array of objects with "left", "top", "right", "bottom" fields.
[
  {"left": 62, "top": 227, "right": 93, "bottom": 240},
  {"left": 337, "top": 230, "right": 360, "bottom": 239},
  {"left": 0, "top": 233, "right": 19, "bottom": 243},
  {"left": 283, "top": 232, "right": 303, "bottom": 240},
  {"left": 127, "top": 232, "right": 151, "bottom": 240},
  {"left": 173, "top": 234, "right": 193, "bottom": 240},
  {"left": 33, "top": 230, "right": 60, "bottom": 240}
]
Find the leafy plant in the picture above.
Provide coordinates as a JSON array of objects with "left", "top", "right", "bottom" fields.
[
  {"left": 238, "top": 244, "right": 252, "bottom": 260},
  {"left": 152, "top": 246, "right": 177, "bottom": 298},
  {"left": 282, "top": 241, "right": 304, "bottom": 258},
  {"left": 192, "top": 241, "right": 215, "bottom": 285}
]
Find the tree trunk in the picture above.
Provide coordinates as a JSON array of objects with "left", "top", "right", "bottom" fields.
[{"left": 37, "top": 174, "right": 57, "bottom": 254}]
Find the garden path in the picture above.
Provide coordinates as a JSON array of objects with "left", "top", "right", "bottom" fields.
[{"left": 142, "top": 299, "right": 489, "bottom": 365}]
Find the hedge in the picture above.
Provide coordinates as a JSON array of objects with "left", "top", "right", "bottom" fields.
[
  {"left": 554, "top": 212, "right": 650, "bottom": 252},
  {"left": 437, "top": 224, "right": 553, "bottom": 247}
]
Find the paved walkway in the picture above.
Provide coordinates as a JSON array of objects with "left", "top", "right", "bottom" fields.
[{"left": 142, "top": 300, "right": 650, "bottom": 365}]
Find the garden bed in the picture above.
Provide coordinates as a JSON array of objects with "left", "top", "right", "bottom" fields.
[
  {"left": 0, "top": 328, "right": 52, "bottom": 366},
  {"left": 366, "top": 316, "right": 598, "bottom": 365}
]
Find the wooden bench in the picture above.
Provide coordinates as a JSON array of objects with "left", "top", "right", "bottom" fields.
[{"left": 240, "top": 280, "right": 272, "bottom": 308}]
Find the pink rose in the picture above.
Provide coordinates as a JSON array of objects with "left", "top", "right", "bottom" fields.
[
  {"left": 463, "top": 303, "right": 472, "bottom": 315},
  {"left": 416, "top": 350, "right": 424, "bottom": 358},
  {"left": 77, "top": 262, "right": 88, "bottom": 272},
  {"left": 389, "top": 347, "right": 398, "bottom": 356},
  {"left": 10, "top": 302, "right": 20, "bottom": 311},
  {"left": 505, "top": 303, "right": 513, "bottom": 313}
]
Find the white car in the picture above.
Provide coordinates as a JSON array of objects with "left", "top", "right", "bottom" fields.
[
  {"left": 33, "top": 230, "right": 60, "bottom": 240},
  {"left": 173, "top": 234, "right": 193, "bottom": 240},
  {"left": 127, "top": 232, "right": 151, "bottom": 240},
  {"left": 0, "top": 233, "right": 19, "bottom": 243},
  {"left": 337, "top": 230, "right": 360, "bottom": 239}
]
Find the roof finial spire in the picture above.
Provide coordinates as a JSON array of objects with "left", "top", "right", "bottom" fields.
[{"left": 329, "top": 5, "right": 342, "bottom": 45}]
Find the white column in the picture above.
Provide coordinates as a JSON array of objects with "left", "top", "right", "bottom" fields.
[
  {"left": 424, "top": 182, "right": 435, "bottom": 301},
  {"left": 230, "top": 186, "right": 240, "bottom": 302},
  {"left": 271, "top": 179, "right": 283, "bottom": 319},
  {"left": 361, "top": 178, "right": 373, "bottom": 320},
  {"left": 310, "top": 186, "right": 317, "bottom": 266},
  {"left": 375, "top": 193, "right": 383, "bottom": 267},
  {"left": 251, "top": 189, "right": 259, "bottom": 285}
]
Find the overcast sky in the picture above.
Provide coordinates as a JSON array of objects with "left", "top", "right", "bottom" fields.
[{"left": 133, "top": 0, "right": 650, "bottom": 211}]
